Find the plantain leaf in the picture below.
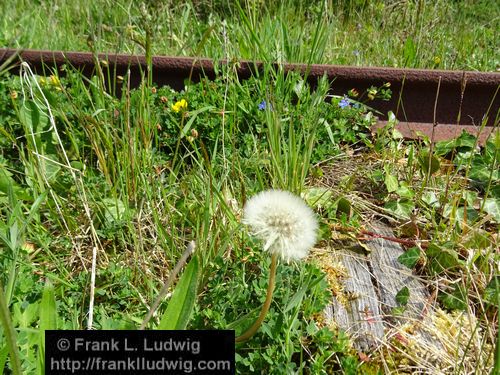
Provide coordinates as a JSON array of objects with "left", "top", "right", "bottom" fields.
[
  {"left": 40, "top": 279, "right": 57, "bottom": 332},
  {"left": 39, "top": 279, "right": 57, "bottom": 363},
  {"left": 158, "top": 256, "right": 200, "bottom": 330}
]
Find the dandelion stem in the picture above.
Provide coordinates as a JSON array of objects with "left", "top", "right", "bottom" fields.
[{"left": 236, "top": 254, "right": 278, "bottom": 343}]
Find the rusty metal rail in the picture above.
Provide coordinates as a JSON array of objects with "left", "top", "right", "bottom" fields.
[{"left": 1, "top": 48, "right": 498, "bottom": 142}]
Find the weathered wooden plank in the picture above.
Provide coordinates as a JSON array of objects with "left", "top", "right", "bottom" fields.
[
  {"left": 324, "top": 249, "right": 385, "bottom": 351},
  {"left": 367, "top": 223, "right": 430, "bottom": 321},
  {"left": 325, "top": 222, "right": 434, "bottom": 351}
]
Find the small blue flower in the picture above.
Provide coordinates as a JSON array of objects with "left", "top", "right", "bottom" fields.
[
  {"left": 353, "top": 50, "right": 360, "bottom": 57},
  {"left": 339, "top": 96, "right": 350, "bottom": 109},
  {"left": 258, "top": 100, "right": 267, "bottom": 110}
]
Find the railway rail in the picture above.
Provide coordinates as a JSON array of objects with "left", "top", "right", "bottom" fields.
[{"left": 1, "top": 48, "right": 498, "bottom": 143}]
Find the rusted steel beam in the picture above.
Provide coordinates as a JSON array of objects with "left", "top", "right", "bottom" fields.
[
  {"left": 373, "top": 122, "right": 497, "bottom": 144},
  {"left": 1, "top": 48, "right": 498, "bottom": 141}
]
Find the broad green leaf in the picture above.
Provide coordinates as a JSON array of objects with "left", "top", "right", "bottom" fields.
[
  {"left": 483, "top": 198, "right": 500, "bottom": 222},
  {"left": 100, "top": 197, "right": 133, "bottom": 225},
  {"left": 12, "top": 302, "right": 39, "bottom": 328},
  {"left": 158, "top": 256, "right": 200, "bottom": 330},
  {"left": 384, "top": 199, "right": 415, "bottom": 219},
  {"left": 455, "top": 131, "right": 477, "bottom": 149},
  {"left": 434, "top": 138, "right": 457, "bottom": 156},
  {"left": 41, "top": 154, "right": 61, "bottom": 183},
  {"left": 462, "top": 190, "right": 478, "bottom": 206},
  {"left": 469, "top": 161, "right": 498, "bottom": 184},
  {"left": 371, "top": 169, "right": 384, "bottom": 182},
  {"left": 435, "top": 131, "right": 477, "bottom": 156},
  {"left": 438, "top": 284, "right": 467, "bottom": 310},
  {"left": 442, "top": 204, "right": 479, "bottom": 226},
  {"left": 426, "top": 243, "right": 463, "bottom": 275},
  {"left": 456, "top": 206, "right": 479, "bottom": 225},
  {"left": 483, "top": 276, "right": 499, "bottom": 307},
  {"left": 391, "top": 306, "right": 406, "bottom": 315},
  {"left": 384, "top": 172, "right": 398, "bottom": 193},
  {"left": 484, "top": 134, "right": 499, "bottom": 163},
  {"left": 421, "top": 191, "right": 439, "bottom": 207},
  {"left": 455, "top": 150, "right": 474, "bottom": 167},
  {"left": 403, "top": 37, "right": 416, "bottom": 67},
  {"left": 302, "top": 187, "right": 333, "bottom": 209},
  {"left": 398, "top": 247, "right": 421, "bottom": 269},
  {"left": 464, "top": 229, "right": 492, "bottom": 250},
  {"left": 19, "top": 100, "right": 42, "bottom": 132},
  {"left": 335, "top": 197, "right": 352, "bottom": 218},
  {"left": 0, "top": 167, "right": 18, "bottom": 195},
  {"left": 418, "top": 150, "right": 440, "bottom": 175},
  {"left": 395, "top": 183, "right": 415, "bottom": 198},
  {"left": 395, "top": 286, "right": 410, "bottom": 306}
]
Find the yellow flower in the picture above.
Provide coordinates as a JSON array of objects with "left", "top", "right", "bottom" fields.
[
  {"left": 172, "top": 99, "right": 188, "bottom": 113},
  {"left": 49, "top": 75, "right": 60, "bottom": 87},
  {"left": 367, "top": 88, "right": 377, "bottom": 100}
]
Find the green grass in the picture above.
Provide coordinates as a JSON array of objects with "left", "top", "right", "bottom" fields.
[
  {"left": 0, "top": 1, "right": 499, "bottom": 373},
  {"left": 1, "top": 0, "right": 499, "bottom": 71}
]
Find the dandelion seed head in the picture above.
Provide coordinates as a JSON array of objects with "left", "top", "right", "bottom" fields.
[{"left": 243, "top": 189, "right": 318, "bottom": 262}]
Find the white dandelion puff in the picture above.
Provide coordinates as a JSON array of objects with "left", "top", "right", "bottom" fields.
[{"left": 242, "top": 189, "right": 318, "bottom": 262}]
